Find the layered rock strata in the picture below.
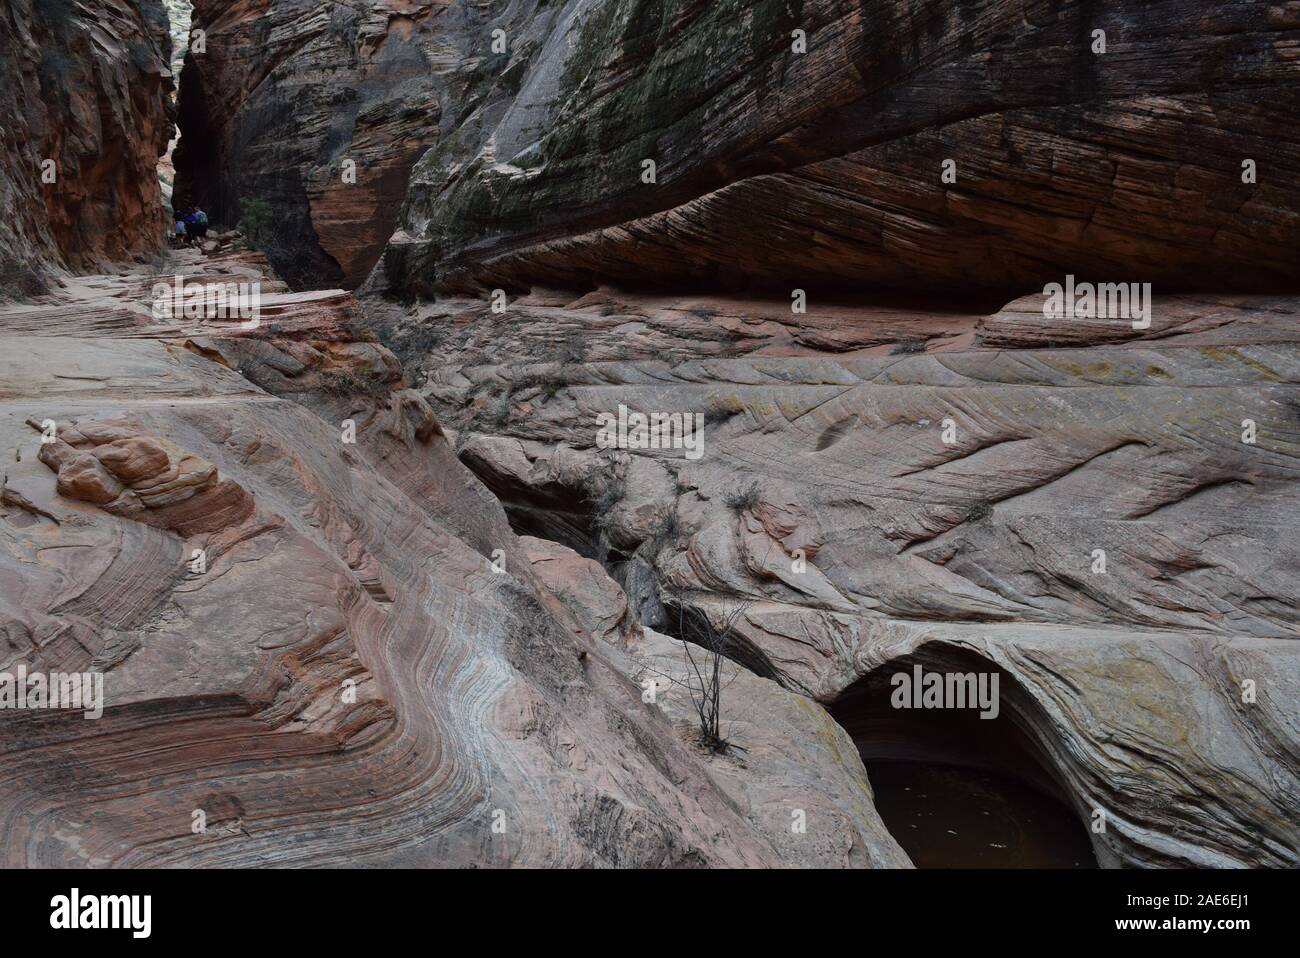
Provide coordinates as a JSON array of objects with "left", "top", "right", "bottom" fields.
[
  {"left": 177, "top": 1, "right": 1300, "bottom": 297},
  {"left": 376, "top": 0, "right": 1300, "bottom": 297},
  {"left": 0, "top": 250, "right": 905, "bottom": 867},
  {"left": 0, "top": 0, "right": 175, "bottom": 297},
  {"left": 365, "top": 285, "right": 1300, "bottom": 868},
  {"left": 4, "top": 0, "right": 1297, "bottom": 872},
  {"left": 175, "top": 0, "right": 458, "bottom": 288}
]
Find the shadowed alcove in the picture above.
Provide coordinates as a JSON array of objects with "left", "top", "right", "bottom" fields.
[{"left": 830, "top": 643, "right": 1098, "bottom": 868}]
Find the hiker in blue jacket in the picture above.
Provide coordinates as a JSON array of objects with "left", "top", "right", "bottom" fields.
[{"left": 191, "top": 207, "right": 209, "bottom": 242}]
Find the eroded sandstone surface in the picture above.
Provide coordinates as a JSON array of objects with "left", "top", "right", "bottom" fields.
[
  {"left": 0, "top": 250, "right": 906, "bottom": 867},
  {"left": 334, "top": 0, "right": 1300, "bottom": 868},
  {"left": 3, "top": 0, "right": 1297, "bottom": 871},
  {"left": 175, "top": 1, "right": 1300, "bottom": 297},
  {"left": 363, "top": 282, "right": 1300, "bottom": 868},
  {"left": 174, "top": 0, "right": 453, "bottom": 288}
]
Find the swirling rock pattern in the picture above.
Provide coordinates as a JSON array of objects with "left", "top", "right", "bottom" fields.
[
  {"left": 4, "top": 0, "right": 1298, "bottom": 872},
  {"left": 256, "top": 0, "right": 1295, "bottom": 869},
  {"left": 365, "top": 284, "right": 1300, "bottom": 868},
  {"left": 0, "top": 252, "right": 901, "bottom": 867},
  {"left": 33, "top": 419, "right": 255, "bottom": 534}
]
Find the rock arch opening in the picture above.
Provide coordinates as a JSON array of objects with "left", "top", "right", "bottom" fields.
[{"left": 830, "top": 644, "right": 1098, "bottom": 869}]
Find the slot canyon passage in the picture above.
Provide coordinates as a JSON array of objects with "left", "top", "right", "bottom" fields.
[{"left": 0, "top": 0, "right": 1298, "bottom": 870}]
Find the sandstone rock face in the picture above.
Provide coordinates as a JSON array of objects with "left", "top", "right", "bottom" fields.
[
  {"left": 0, "top": 253, "right": 908, "bottom": 867},
  {"left": 343, "top": 0, "right": 1300, "bottom": 869},
  {"left": 34, "top": 421, "right": 255, "bottom": 534},
  {"left": 365, "top": 283, "right": 1300, "bottom": 868},
  {"left": 174, "top": 0, "right": 1300, "bottom": 297},
  {"left": 521, "top": 534, "right": 910, "bottom": 867},
  {"left": 174, "top": 0, "right": 461, "bottom": 289},
  {"left": 0, "top": 0, "right": 175, "bottom": 297},
  {"left": 5, "top": 0, "right": 1298, "bottom": 872},
  {"left": 375, "top": 0, "right": 1300, "bottom": 297}
]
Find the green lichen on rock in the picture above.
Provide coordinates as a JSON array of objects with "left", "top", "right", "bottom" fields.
[{"left": 412, "top": 0, "right": 829, "bottom": 289}]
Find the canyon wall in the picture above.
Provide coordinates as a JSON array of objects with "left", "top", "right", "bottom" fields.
[
  {"left": 2, "top": 0, "right": 912, "bottom": 870},
  {"left": 174, "top": 0, "right": 459, "bottom": 289},
  {"left": 0, "top": 0, "right": 174, "bottom": 297},
  {"left": 3, "top": 0, "right": 1297, "bottom": 869},
  {"left": 177, "top": 1, "right": 1300, "bottom": 297},
  {"left": 354, "top": 0, "right": 1300, "bottom": 867},
  {"left": 375, "top": 0, "right": 1300, "bottom": 297}
]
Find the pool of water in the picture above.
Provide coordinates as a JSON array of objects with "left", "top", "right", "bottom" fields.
[{"left": 866, "top": 762, "right": 1098, "bottom": 868}]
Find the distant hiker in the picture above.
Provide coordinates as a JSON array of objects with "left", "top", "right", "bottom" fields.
[
  {"left": 174, "top": 216, "right": 188, "bottom": 246},
  {"left": 192, "top": 207, "right": 209, "bottom": 242}
]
